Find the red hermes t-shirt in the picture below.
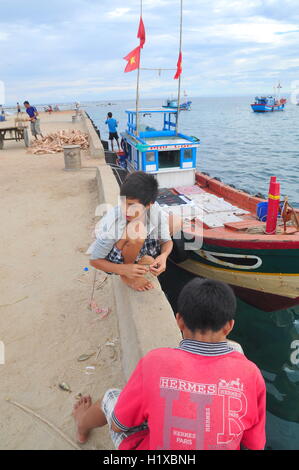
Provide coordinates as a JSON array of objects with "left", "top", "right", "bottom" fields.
[{"left": 112, "top": 340, "right": 266, "bottom": 450}]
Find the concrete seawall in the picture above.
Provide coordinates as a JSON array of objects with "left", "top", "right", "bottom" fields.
[
  {"left": 95, "top": 165, "right": 181, "bottom": 379},
  {"left": 82, "top": 111, "right": 105, "bottom": 160}
]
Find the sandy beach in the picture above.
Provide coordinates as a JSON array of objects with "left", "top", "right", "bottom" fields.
[{"left": 0, "top": 111, "right": 124, "bottom": 450}]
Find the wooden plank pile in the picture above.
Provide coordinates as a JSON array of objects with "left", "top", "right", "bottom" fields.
[{"left": 28, "top": 129, "right": 89, "bottom": 155}]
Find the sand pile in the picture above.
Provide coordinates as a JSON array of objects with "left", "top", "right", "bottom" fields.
[{"left": 28, "top": 129, "right": 89, "bottom": 155}]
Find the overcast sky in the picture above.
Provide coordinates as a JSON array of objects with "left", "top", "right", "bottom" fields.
[{"left": 1, "top": 0, "right": 299, "bottom": 104}]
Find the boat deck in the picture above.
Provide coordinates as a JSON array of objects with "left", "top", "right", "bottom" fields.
[{"left": 158, "top": 173, "right": 299, "bottom": 247}]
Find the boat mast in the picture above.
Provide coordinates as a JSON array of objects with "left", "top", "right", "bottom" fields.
[
  {"left": 175, "top": 0, "right": 183, "bottom": 134},
  {"left": 277, "top": 82, "right": 282, "bottom": 101},
  {"left": 135, "top": 0, "right": 143, "bottom": 136}
]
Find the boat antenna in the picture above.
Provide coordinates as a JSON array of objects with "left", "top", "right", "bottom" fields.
[
  {"left": 135, "top": 0, "right": 143, "bottom": 136},
  {"left": 277, "top": 81, "right": 282, "bottom": 101},
  {"left": 134, "top": 1, "right": 178, "bottom": 133},
  {"left": 175, "top": 0, "right": 183, "bottom": 134}
]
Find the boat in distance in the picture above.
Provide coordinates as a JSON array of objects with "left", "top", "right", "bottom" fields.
[
  {"left": 251, "top": 96, "right": 287, "bottom": 112},
  {"left": 162, "top": 98, "right": 192, "bottom": 110}
]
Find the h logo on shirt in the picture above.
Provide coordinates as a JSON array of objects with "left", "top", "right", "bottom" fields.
[
  {"left": 158, "top": 388, "right": 213, "bottom": 450},
  {"left": 158, "top": 378, "right": 247, "bottom": 449}
]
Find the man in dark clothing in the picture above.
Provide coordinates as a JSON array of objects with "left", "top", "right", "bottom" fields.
[{"left": 24, "top": 101, "right": 43, "bottom": 139}]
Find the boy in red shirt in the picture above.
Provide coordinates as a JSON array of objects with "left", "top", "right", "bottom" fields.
[{"left": 73, "top": 278, "right": 266, "bottom": 450}]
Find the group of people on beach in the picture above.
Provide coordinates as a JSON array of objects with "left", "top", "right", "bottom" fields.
[{"left": 72, "top": 170, "right": 267, "bottom": 451}]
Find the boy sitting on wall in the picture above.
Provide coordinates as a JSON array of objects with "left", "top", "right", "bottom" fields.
[
  {"left": 73, "top": 278, "right": 266, "bottom": 450},
  {"left": 90, "top": 171, "right": 173, "bottom": 292}
]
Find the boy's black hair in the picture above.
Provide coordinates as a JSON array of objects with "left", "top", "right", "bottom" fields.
[
  {"left": 23, "top": 101, "right": 29, "bottom": 105},
  {"left": 107, "top": 112, "right": 112, "bottom": 118},
  {"left": 177, "top": 278, "right": 236, "bottom": 333},
  {"left": 120, "top": 171, "right": 159, "bottom": 206}
]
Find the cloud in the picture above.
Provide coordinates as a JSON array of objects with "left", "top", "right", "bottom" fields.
[
  {"left": 209, "top": 21, "right": 299, "bottom": 44},
  {"left": 107, "top": 8, "right": 131, "bottom": 18},
  {"left": 0, "top": 32, "right": 9, "bottom": 41},
  {"left": 1, "top": 0, "right": 299, "bottom": 103}
]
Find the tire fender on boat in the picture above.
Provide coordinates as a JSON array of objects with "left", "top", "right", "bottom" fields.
[{"left": 170, "top": 233, "right": 191, "bottom": 263}]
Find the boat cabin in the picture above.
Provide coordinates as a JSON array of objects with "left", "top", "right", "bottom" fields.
[
  {"left": 254, "top": 96, "right": 276, "bottom": 106},
  {"left": 120, "top": 108, "right": 199, "bottom": 188}
]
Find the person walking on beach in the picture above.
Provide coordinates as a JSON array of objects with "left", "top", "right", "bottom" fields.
[
  {"left": 17, "top": 102, "right": 21, "bottom": 114},
  {"left": 105, "top": 112, "right": 120, "bottom": 152},
  {"left": 24, "top": 101, "right": 43, "bottom": 140},
  {"left": 90, "top": 171, "right": 173, "bottom": 292},
  {"left": 72, "top": 278, "right": 266, "bottom": 450}
]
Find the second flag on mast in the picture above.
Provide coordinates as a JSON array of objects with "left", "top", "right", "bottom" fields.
[{"left": 123, "top": 17, "right": 146, "bottom": 73}]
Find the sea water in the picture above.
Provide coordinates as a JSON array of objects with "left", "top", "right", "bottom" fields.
[{"left": 85, "top": 96, "right": 299, "bottom": 207}]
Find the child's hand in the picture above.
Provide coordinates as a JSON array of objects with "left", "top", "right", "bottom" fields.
[
  {"left": 149, "top": 254, "right": 167, "bottom": 276},
  {"left": 121, "top": 264, "right": 148, "bottom": 279}
]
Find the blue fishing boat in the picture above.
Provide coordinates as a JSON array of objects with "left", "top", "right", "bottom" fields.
[
  {"left": 163, "top": 91, "right": 192, "bottom": 110},
  {"left": 163, "top": 98, "right": 192, "bottom": 110},
  {"left": 251, "top": 96, "right": 286, "bottom": 112},
  {"left": 251, "top": 82, "right": 287, "bottom": 112},
  {"left": 120, "top": 107, "right": 199, "bottom": 187}
]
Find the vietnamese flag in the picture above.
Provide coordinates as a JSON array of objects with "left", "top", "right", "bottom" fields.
[
  {"left": 124, "top": 46, "right": 141, "bottom": 72},
  {"left": 137, "top": 17, "right": 146, "bottom": 48},
  {"left": 174, "top": 52, "right": 182, "bottom": 79}
]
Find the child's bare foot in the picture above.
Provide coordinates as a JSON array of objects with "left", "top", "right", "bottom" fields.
[
  {"left": 72, "top": 395, "right": 92, "bottom": 444},
  {"left": 121, "top": 275, "right": 154, "bottom": 292},
  {"left": 131, "top": 277, "right": 154, "bottom": 292}
]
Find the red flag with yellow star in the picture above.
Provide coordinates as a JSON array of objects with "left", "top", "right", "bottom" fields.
[
  {"left": 124, "top": 46, "right": 141, "bottom": 73},
  {"left": 174, "top": 52, "right": 182, "bottom": 79}
]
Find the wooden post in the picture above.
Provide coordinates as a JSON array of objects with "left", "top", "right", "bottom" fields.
[
  {"left": 135, "top": 0, "right": 143, "bottom": 137},
  {"left": 175, "top": 0, "right": 183, "bottom": 134}
]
